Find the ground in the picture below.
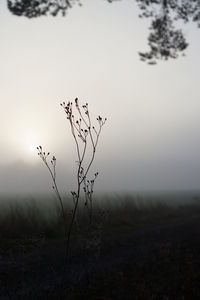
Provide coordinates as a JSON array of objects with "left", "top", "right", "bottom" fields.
[{"left": 1, "top": 203, "right": 200, "bottom": 299}]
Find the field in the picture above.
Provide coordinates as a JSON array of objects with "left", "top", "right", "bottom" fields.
[{"left": 0, "top": 193, "right": 200, "bottom": 299}]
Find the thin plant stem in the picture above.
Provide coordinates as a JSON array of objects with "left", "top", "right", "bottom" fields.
[{"left": 37, "top": 98, "right": 106, "bottom": 296}]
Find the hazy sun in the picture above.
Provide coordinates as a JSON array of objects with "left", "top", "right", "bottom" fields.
[{"left": 29, "top": 144, "right": 37, "bottom": 153}]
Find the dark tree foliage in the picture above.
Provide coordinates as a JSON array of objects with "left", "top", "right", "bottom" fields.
[
  {"left": 7, "top": 0, "right": 79, "bottom": 17},
  {"left": 136, "top": 0, "right": 200, "bottom": 64},
  {"left": 6, "top": 0, "right": 200, "bottom": 64}
]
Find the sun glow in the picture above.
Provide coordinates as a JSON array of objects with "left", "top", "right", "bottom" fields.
[
  {"left": 17, "top": 133, "right": 42, "bottom": 163},
  {"left": 29, "top": 144, "right": 37, "bottom": 153}
]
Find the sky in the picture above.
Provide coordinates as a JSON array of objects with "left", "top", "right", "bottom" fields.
[{"left": 1, "top": 0, "right": 200, "bottom": 196}]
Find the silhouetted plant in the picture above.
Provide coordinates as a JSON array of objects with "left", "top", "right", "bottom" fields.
[
  {"left": 60, "top": 98, "right": 106, "bottom": 234},
  {"left": 37, "top": 98, "right": 106, "bottom": 289},
  {"left": 37, "top": 148, "right": 66, "bottom": 222}
]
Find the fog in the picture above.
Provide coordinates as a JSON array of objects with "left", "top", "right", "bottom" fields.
[{"left": 1, "top": 0, "right": 200, "bottom": 197}]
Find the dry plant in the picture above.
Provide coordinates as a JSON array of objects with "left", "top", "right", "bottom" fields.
[
  {"left": 60, "top": 99, "right": 106, "bottom": 235},
  {"left": 37, "top": 98, "right": 106, "bottom": 289}
]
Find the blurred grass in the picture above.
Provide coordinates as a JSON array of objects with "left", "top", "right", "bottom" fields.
[
  {"left": 0, "top": 193, "right": 200, "bottom": 239},
  {"left": 1, "top": 193, "right": 200, "bottom": 300}
]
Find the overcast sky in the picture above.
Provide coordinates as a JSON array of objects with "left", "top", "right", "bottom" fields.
[{"left": 1, "top": 0, "right": 200, "bottom": 196}]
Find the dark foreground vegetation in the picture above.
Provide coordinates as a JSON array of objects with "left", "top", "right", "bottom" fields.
[{"left": 0, "top": 194, "right": 200, "bottom": 300}]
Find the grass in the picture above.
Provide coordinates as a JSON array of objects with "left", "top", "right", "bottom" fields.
[
  {"left": 0, "top": 193, "right": 200, "bottom": 239},
  {"left": 1, "top": 193, "right": 200, "bottom": 299}
]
